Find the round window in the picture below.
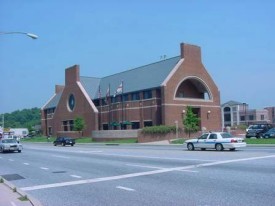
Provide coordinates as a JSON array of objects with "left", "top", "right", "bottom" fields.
[{"left": 68, "top": 94, "right": 75, "bottom": 111}]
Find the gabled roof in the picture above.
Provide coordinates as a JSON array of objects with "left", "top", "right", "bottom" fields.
[
  {"left": 222, "top": 100, "right": 243, "bottom": 107},
  {"left": 83, "top": 56, "right": 181, "bottom": 99},
  {"left": 43, "top": 92, "right": 63, "bottom": 109},
  {"left": 43, "top": 56, "right": 181, "bottom": 110}
]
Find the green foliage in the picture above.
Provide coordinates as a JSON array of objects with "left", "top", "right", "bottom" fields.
[
  {"left": 142, "top": 125, "right": 176, "bottom": 134},
  {"left": 183, "top": 106, "right": 200, "bottom": 137},
  {"left": 73, "top": 116, "right": 86, "bottom": 132},
  {"left": 1, "top": 108, "right": 40, "bottom": 128}
]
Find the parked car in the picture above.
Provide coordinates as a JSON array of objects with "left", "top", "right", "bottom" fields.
[
  {"left": 53, "top": 137, "right": 75, "bottom": 146},
  {"left": 0, "top": 138, "right": 23, "bottom": 153},
  {"left": 246, "top": 124, "right": 272, "bottom": 138},
  {"left": 262, "top": 128, "right": 275, "bottom": 138},
  {"left": 185, "top": 132, "right": 246, "bottom": 151}
]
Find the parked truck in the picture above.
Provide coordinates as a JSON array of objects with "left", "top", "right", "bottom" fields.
[{"left": 9, "top": 128, "right": 29, "bottom": 138}]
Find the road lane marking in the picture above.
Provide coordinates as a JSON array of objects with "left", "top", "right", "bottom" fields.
[
  {"left": 23, "top": 163, "right": 30, "bottom": 165},
  {"left": 79, "top": 151, "right": 103, "bottom": 153},
  {"left": 40, "top": 167, "right": 49, "bottom": 170},
  {"left": 126, "top": 163, "right": 165, "bottom": 170},
  {"left": 9, "top": 159, "right": 14, "bottom": 161},
  {"left": 116, "top": 186, "right": 135, "bottom": 191},
  {"left": 98, "top": 153, "right": 216, "bottom": 162},
  {"left": 70, "top": 175, "right": 82, "bottom": 179},
  {"left": 21, "top": 154, "right": 275, "bottom": 191},
  {"left": 126, "top": 163, "right": 198, "bottom": 173},
  {"left": 52, "top": 155, "right": 69, "bottom": 159},
  {"left": 11, "top": 201, "right": 17, "bottom": 206}
]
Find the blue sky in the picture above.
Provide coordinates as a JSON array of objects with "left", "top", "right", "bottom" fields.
[{"left": 0, "top": 0, "right": 274, "bottom": 114}]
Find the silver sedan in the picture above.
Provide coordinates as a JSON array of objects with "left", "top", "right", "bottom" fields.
[{"left": 0, "top": 138, "right": 23, "bottom": 153}]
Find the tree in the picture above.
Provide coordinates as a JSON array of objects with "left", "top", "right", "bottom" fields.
[
  {"left": 73, "top": 116, "right": 86, "bottom": 136},
  {"left": 183, "top": 106, "right": 200, "bottom": 137}
]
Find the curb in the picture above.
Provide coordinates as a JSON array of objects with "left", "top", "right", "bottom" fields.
[{"left": 1, "top": 177, "right": 43, "bottom": 206}]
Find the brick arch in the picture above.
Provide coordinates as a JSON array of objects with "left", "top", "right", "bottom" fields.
[{"left": 174, "top": 76, "right": 212, "bottom": 100}]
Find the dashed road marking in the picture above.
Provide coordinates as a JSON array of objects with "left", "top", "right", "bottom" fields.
[
  {"left": 52, "top": 155, "right": 69, "bottom": 159},
  {"left": 40, "top": 167, "right": 49, "bottom": 170},
  {"left": 21, "top": 154, "right": 275, "bottom": 191},
  {"left": 116, "top": 186, "right": 135, "bottom": 191},
  {"left": 70, "top": 175, "right": 82, "bottom": 179},
  {"left": 9, "top": 159, "right": 14, "bottom": 161},
  {"left": 23, "top": 163, "right": 30, "bottom": 165}
]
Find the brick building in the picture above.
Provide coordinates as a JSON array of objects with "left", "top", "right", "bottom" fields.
[{"left": 41, "top": 43, "right": 222, "bottom": 137}]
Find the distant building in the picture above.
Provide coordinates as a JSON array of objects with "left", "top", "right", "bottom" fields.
[
  {"left": 264, "top": 107, "right": 275, "bottom": 124},
  {"left": 221, "top": 101, "right": 270, "bottom": 128},
  {"left": 41, "top": 43, "right": 222, "bottom": 137}
]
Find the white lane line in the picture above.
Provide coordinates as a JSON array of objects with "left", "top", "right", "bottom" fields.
[
  {"left": 98, "top": 153, "right": 216, "bottom": 162},
  {"left": 21, "top": 154, "right": 275, "bottom": 191},
  {"left": 52, "top": 155, "right": 69, "bottom": 159},
  {"left": 40, "top": 167, "right": 49, "bottom": 170},
  {"left": 9, "top": 159, "right": 14, "bottom": 161},
  {"left": 126, "top": 163, "right": 165, "bottom": 170},
  {"left": 23, "top": 163, "right": 30, "bottom": 165},
  {"left": 11, "top": 201, "right": 17, "bottom": 206},
  {"left": 70, "top": 175, "right": 82, "bottom": 179},
  {"left": 79, "top": 151, "right": 103, "bottom": 153},
  {"left": 116, "top": 186, "right": 135, "bottom": 191},
  {"left": 126, "top": 163, "right": 198, "bottom": 173}
]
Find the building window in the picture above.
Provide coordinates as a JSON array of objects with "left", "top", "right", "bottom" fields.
[
  {"left": 122, "top": 94, "right": 128, "bottom": 101},
  {"left": 240, "top": 116, "right": 245, "bottom": 121},
  {"left": 249, "top": 115, "right": 254, "bottom": 121},
  {"left": 48, "top": 127, "right": 52, "bottom": 136},
  {"left": 144, "top": 121, "right": 153, "bottom": 127},
  {"left": 68, "top": 94, "right": 75, "bottom": 111},
  {"left": 261, "top": 115, "right": 264, "bottom": 120},
  {"left": 131, "top": 92, "right": 140, "bottom": 101},
  {"left": 224, "top": 114, "right": 231, "bottom": 122},
  {"left": 103, "top": 124, "right": 109, "bottom": 130},
  {"left": 143, "top": 90, "right": 152, "bottom": 99},
  {"left": 131, "top": 122, "right": 140, "bottom": 129},
  {"left": 63, "top": 121, "right": 68, "bottom": 131}
]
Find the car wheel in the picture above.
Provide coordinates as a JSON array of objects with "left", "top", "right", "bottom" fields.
[
  {"left": 0, "top": 147, "right": 3, "bottom": 153},
  {"left": 18, "top": 150, "right": 22, "bottom": 153},
  {"left": 62, "top": 142, "right": 66, "bottom": 146},
  {"left": 71, "top": 144, "right": 74, "bottom": 146},
  {"left": 201, "top": 148, "right": 206, "bottom": 151},
  {"left": 215, "top": 143, "right": 224, "bottom": 151},
  {"left": 229, "top": 148, "right": 236, "bottom": 151},
  {"left": 187, "top": 143, "right": 194, "bottom": 151}
]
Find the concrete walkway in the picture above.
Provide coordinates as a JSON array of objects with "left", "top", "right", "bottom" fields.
[{"left": 0, "top": 177, "right": 42, "bottom": 206}]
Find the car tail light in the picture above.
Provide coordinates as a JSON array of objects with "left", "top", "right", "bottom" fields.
[{"left": 231, "top": 139, "right": 238, "bottom": 143}]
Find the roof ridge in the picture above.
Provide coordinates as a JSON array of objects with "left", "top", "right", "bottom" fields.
[{"left": 102, "top": 56, "right": 180, "bottom": 79}]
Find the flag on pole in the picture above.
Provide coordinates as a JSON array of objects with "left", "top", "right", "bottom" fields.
[
  {"left": 105, "top": 84, "right": 110, "bottom": 103},
  {"left": 98, "top": 85, "right": 101, "bottom": 99},
  {"left": 114, "top": 81, "right": 123, "bottom": 97}
]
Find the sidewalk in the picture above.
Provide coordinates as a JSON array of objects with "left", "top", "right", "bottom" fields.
[{"left": 0, "top": 177, "right": 42, "bottom": 206}]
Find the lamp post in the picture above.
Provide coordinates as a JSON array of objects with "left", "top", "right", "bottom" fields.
[
  {"left": 0, "top": 31, "right": 38, "bottom": 39},
  {"left": 175, "top": 120, "right": 179, "bottom": 139},
  {"left": 243, "top": 103, "right": 247, "bottom": 125}
]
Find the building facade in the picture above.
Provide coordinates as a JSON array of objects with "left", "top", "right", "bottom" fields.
[
  {"left": 221, "top": 101, "right": 270, "bottom": 128},
  {"left": 41, "top": 43, "right": 222, "bottom": 137}
]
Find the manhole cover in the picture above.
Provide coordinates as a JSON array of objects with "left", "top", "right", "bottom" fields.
[
  {"left": 52, "top": 171, "right": 66, "bottom": 174},
  {"left": 1, "top": 174, "right": 25, "bottom": 181}
]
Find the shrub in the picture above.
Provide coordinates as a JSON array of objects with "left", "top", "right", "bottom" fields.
[{"left": 142, "top": 125, "right": 176, "bottom": 134}]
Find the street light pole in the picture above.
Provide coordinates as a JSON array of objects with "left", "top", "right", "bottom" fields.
[{"left": 0, "top": 31, "right": 38, "bottom": 39}]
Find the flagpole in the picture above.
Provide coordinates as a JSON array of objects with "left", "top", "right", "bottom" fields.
[
  {"left": 108, "top": 84, "right": 111, "bottom": 130},
  {"left": 99, "top": 85, "right": 101, "bottom": 130}
]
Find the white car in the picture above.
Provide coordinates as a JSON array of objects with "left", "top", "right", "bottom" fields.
[
  {"left": 185, "top": 132, "right": 246, "bottom": 151},
  {"left": 0, "top": 138, "right": 23, "bottom": 153}
]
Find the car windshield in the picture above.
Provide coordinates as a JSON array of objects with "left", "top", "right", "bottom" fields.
[
  {"left": 221, "top": 133, "right": 233, "bottom": 138},
  {"left": 2, "top": 139, "right": 17, "bottom": 143}
]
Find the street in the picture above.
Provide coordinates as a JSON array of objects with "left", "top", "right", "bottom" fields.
[{"left": 1, "top": 143, "right": 275, "bottom": 206}]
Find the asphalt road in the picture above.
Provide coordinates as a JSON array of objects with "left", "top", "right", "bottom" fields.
[{"left": 0, "top": 143, "right": 275, "bottom": 206}]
